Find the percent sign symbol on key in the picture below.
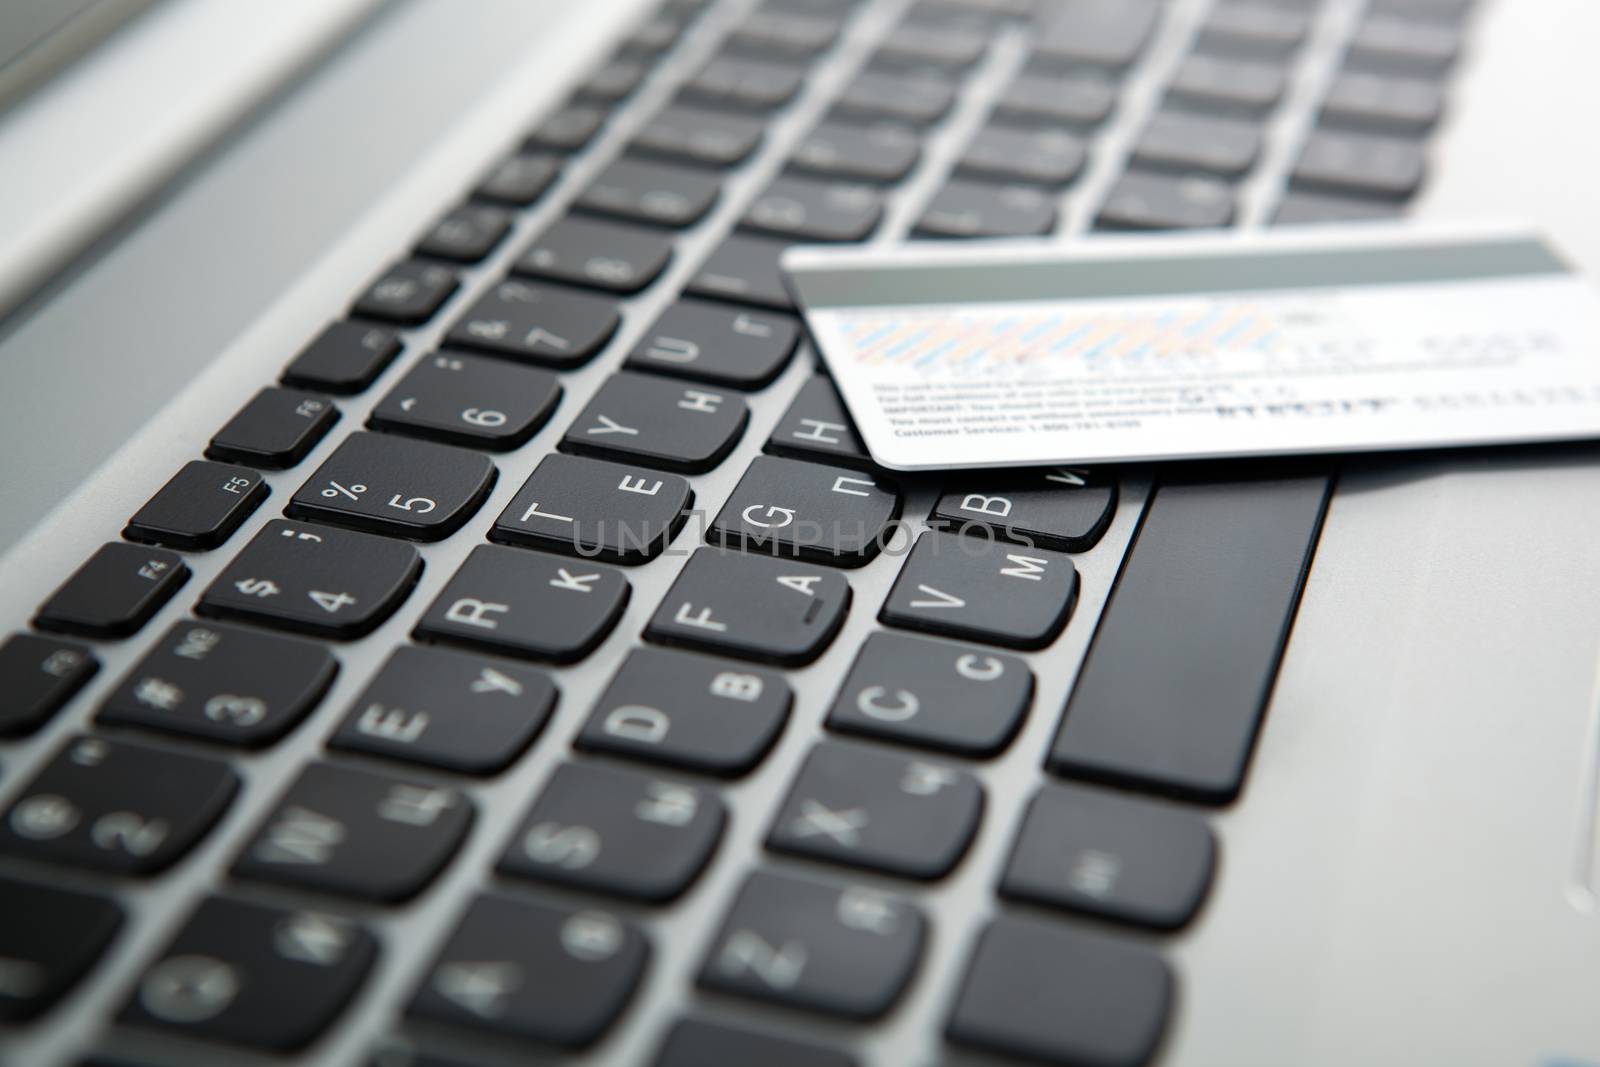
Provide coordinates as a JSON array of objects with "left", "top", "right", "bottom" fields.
[{"left": 322, "top": 481, "right": 368, "bottom": 501}]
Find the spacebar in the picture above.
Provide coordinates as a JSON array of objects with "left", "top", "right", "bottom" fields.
[{"left": 1048, "top": 476, "right": 1331, "bottom": 804}]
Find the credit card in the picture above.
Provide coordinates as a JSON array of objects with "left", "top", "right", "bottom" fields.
[{"left": 783, "top": 222, "right": 1600, "bottom": 471}]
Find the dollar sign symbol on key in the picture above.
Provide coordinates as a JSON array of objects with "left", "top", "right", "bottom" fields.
[{"left": 234, "top": 578, "right": 280, "bottom": 598}]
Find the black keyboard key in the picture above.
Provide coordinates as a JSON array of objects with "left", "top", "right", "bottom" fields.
[
  {"left": 352, "top": 260, "right": 459, "bottom": 325},
  {"left": 577, "top": 647, "right": 790, "bottom": 775},
  {"left": 1197, "top": 2, "right": 1310, "bottom": 57},
  {"left": 1034, "top": 0, "right": 1159, "bottom": 69},
  {"left": 577, "top": 57, "right": 648, "bottom": 104},
  {"left": 1168, "top": 53, "right": 1287, "bottom": 116},
  {"left": 710, "top": 455, "right": 900, "bottom": 566},
  {"left": 728, "top": 9, "right": 841, "bottom": 58},
  {"left": 514, "top": 215, "right": 673, "bottom": 294},
  {"left": 682, "top": 56, "right": 805, "bottom": 111},
  {"left": 1347, "top": 13, "right": 1461, "bottom": 75},
  {"left": 0, "top": 734, "right": 237, "bottom": 875},
  {"left": 446, "top": 278, "right": 620, "bottom": 368},
  {"left": 499, "top": 762, "right": 724, "bottom": 901},
  {"left": 994, "top": 71, "right": 1116, "bottom": 127},
  {"left": 655, "top": 1018, "right": 855, "bottom": 1067},
  {"left": 474, "top": 151, "right": 561, "bottom": 206},
  {"left": 826, "top": 632, "right": 1031, "bottom": 756},
  {"left": 1097, "top": 171, "right": 1235, "bottom": 230},
  {"left": 622, "top": 12, "right": 684, "bottom": 56},
  {"left": 881, "top": 531, "right": 1078, "bottom": 649},
  {"left": 492, "top": 453, "right": 692, "bottom": 563},
  {"left": 562, "top": 372, "right": 748, "bottom": 473},
  {"left": 744, "top": 177, "right": 883, "bottom": 242},
  {"left": 416, "top": 544, "right": 630, "bottom": 662},
  {"left": 577, "top": 158, "right": 720, "bottom": 228},
  {"left": 370, "top": 351, "right": 561, "bottom": 450},
  {"left": 834, "top": 70, "right": 954, "bottom": 125},
  {"left": 765, "top": 375, "right": 871, "bottom": 467},
  {"left": 527, "top": 103, "right": 607, "bottom": 152},
  {"left": 699, "top": 870, "right": 924, "bottom": 1019},
  {"left": 327, "top": 645, "right": 556, "bottom": 774},
  {"left": 1132, "top": 111, "right": 1262, "bottom": 178},
  {"left": 199, "top": 519, "right": 420, "bottom": 639},
  {"left": 930, "top": 467, "right": 1117, "bottom": 551},
  {"left": 281, "top": 321, "right": 401, "bottom": 394},
  {"left": 946, "top": 917, "right": 1171, "bottom": 1067},
  {"left": 287, "top": 431, "right": 496, "bottom": 541},
  {"left": 1371, "top": 0, "right": 1474, "bottom": 18},
  {"left": 686, "top": 233, "right": 794, "bottom": 309},
  {"left": 206, "top": 386, "right": 337, "bottom": 468},
  {"left": 1321, "top": 70, "right": 1444, "bottom": 134},
  {"left": 958, "top": 125, "right": 1087, "bottom": 186},
  {"left": 1291, "top": 128, "right": 1426, "bottom": 200},
  {"left": 407, "top": 895, "right": 647, "bottom": 1048},
  {"left": 914, "top": 180, "right": 1057, "bottom": 238},
  {"left": 790, "top": 121, "right": 921, "bottom": 183},
  {"left": 100, "top": 618, "right": 337, "bottom": 743},
  {"left": 1050, "top": 477, "right": 1329, "bottom": 802},
  {"left": 876, "top": 17, "right": 990, "bottom": 69},
  {"left": 120, "top": 896, "right": 376, "bottom": 1051},
  {"left": 1272, "top": 190, "right": 1402, "bottom": 226},
  {"left": 0, "top": 634, "right": 96, "bottom": 737},
  {"left": 124, "top": 461, "right": 266, "bottom": 550},
  {"left": 1001, "top": 784, "right": 1216, "bottom": 929},
  {"left": 416, "top": 204, "right": 512, "bottom": 263},
  {"left": 0, "top": 876, "right": 121, "bottom": 1022},
  {"left": 626, "top": 299, "right": 798, "bottom": 389},
  {"left": 646, "top": 548, "right": 850, "bottom": 665},
  {"left": 233, "top": 762, "right": 472, "bottom": 902},
  {"left": 633, "top": 104, "right": 765, "bottom": 167},
  {"left": 34, "top": 543, "right": 187, "bottom": 638},
  {"left": 767, "top": 741, "right": 982, "bottom": 879}
]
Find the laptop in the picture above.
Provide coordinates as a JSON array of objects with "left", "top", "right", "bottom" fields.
[{"left": 1, "top": 0, "right": 1593, "bottom": 1064}]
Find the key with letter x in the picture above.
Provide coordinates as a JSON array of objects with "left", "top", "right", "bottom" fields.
[{"left": 767, "top": 740, "right": 983, "bottom": 879}]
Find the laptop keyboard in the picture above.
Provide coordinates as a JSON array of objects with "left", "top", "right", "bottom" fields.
[{"left": 0, "top": 0, "right": 1474, "bottom": 1063}]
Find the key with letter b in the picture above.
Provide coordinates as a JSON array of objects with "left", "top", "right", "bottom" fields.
[{"left": 577, "top": 647, "right": 791, "bottom": 776}]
